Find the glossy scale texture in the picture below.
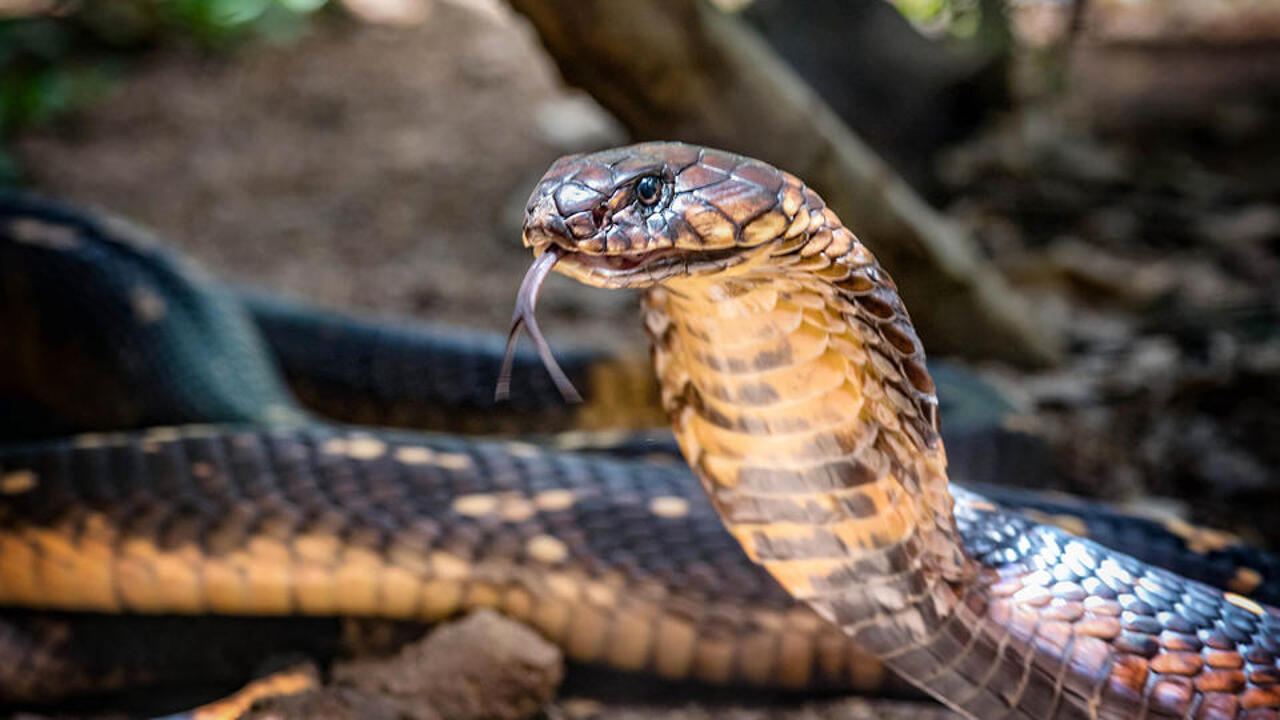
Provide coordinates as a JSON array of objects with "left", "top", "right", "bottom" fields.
[{"left": 524, "top": 142, "right": 1280, "bottom": 720}]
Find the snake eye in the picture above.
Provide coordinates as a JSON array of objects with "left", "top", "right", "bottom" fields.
[{"left": 635, "top": 175, "right": 662, "bottom": 206}]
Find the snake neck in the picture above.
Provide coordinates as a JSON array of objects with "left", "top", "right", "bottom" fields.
[{"left": 644, "top": 204, "right": 977, "bottom": 654}]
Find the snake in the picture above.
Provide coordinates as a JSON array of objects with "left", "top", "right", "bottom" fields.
[
  {"left": 505, "top": 142, "right": 1280, "bottom": 719},
  {"left": 0, "top": 150, "right": 1276, "bottom": 718}
]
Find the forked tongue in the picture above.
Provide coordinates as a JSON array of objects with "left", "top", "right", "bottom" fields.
[{"left": 495, "top": 246, "right": 583, "bottom": 403}]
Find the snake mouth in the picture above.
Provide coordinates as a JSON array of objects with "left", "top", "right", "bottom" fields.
[
  {"left": 520, "top": 233, "right": 684, "bottom": 287},
  {"left": 495, "top": 240, "right": 753, "bottom": 404},
  {"left": 537, "top": 241, "right": 751, "bottom": 289},
  {"left": 556, "top": 246, "right": 679, "bottom": 275}
]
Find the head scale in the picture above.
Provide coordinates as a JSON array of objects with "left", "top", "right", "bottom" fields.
[
  {"left": 522, "top": 142, "right": 812, "bottom": 288},
  {"left": 500, "top": 142, "right": 820, "bottom": 402}
]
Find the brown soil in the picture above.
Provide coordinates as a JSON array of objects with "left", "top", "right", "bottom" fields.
[{"left": 14, "top": 0, "right": 641, "bottom": 351}]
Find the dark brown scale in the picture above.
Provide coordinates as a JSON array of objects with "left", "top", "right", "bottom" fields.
[
  {"left": 1115, "top": 631, "right": 1161, "bottom": 657},
  {"left": 553, "top": 183, "right": 601, "bottom": 216},
  {"left": 901, "top": 358, "right": 935, "bottom": 395},
  {"left": 1249, "top": 648, "right": 1278, "bottom": 666},
  {"left": 1162, "top": 629, "right": 1204, "bottom": 651},
  {"left": 1124, "top": 613, "right": 1164, "bottom": 635},
  {"left": 1149, "top": 677, "right": 1195, "bottom": 715},
  {"left": 1152, "top": 651, "right": 1204, "bottom": 675},
  {"left": 854, "top": 292, "right": 898, "bottom": 321},
  {"left": 880, "top": 322, "right": 919, "bottom": 356},
  {"left": 564, "top": 212, "right": 596, "bottom": 239},
  {"left": 1245, "top": 687, "right": 1280, "bottom": 710}
]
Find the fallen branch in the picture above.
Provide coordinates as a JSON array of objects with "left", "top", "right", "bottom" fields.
[{"left": 506, "top": 0, "right": 1061, "bottom": 367}]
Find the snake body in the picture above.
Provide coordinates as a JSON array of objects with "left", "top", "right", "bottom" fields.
[
  {"left": 1, "top": 162, "right": 1279, "bottom": 719},
  {"left": 519, "top": 142, "right": 1280, "bottom": 719},
  {"left": 0, "top": 191, "right": 664, "bottom": 441},
  {"left": 243, "top": 290, "right": 665, "bottom": 435},
  {"left": 0, "top": 426, "right": 899, "bottom": 697}
]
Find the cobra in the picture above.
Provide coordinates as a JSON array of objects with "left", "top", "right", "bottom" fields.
[{"left": 507, "top": 142, "right": 1280, "bottom": 720}]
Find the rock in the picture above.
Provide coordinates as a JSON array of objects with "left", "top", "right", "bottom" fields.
[
  {"left": 333, "top": 609, "right": 563, "bottom": 720},
  {"left": 341, "top": 0, "right": 434, "bottom": 26},
  {"left": 244, "top": 611, "right": 562, "bottom": 720}
]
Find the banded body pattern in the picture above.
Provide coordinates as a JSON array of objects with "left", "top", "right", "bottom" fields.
[{"left": 0, "top": 426, "right": 889, "bottom": 692}]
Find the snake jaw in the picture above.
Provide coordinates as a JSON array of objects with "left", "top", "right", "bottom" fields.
[
  {"left": 523, "top": 230, "right": 764, "bottom": 290},
  {"left": 547, "top": 246, "right": 682, "bottom": 288}
]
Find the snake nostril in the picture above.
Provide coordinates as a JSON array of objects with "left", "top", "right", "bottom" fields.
[{"left": 564, "top": 211, "right": 597, "bottom": 239}]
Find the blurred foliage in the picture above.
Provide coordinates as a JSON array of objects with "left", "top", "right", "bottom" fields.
[
  {"left": 0, "top": 20, "right": 113, "bottom": 134},
  {"left": 0, "top": 0, "right": 330, "bottom": 183},
  {"left": 163, "top": 0, "right": 330, "bottom": 42},
  {"left": 890, "top": 0, "right": 985, "bottom": 38}
]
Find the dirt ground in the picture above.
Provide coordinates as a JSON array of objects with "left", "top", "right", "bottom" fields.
[{"left": 14, "top": 0, "right": 642, "bottom": 352}]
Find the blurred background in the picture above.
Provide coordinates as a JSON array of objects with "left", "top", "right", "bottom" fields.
[{"left": 1, "top": 0, "right": 1279, "bottom": 715}]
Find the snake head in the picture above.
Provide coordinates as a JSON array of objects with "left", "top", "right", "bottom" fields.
[
  {"left": 500, "top": 142, "right": 816, "bottom": 402},
  {"left": 522, "top": 142, "right": 812, "bottom": 289}
]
